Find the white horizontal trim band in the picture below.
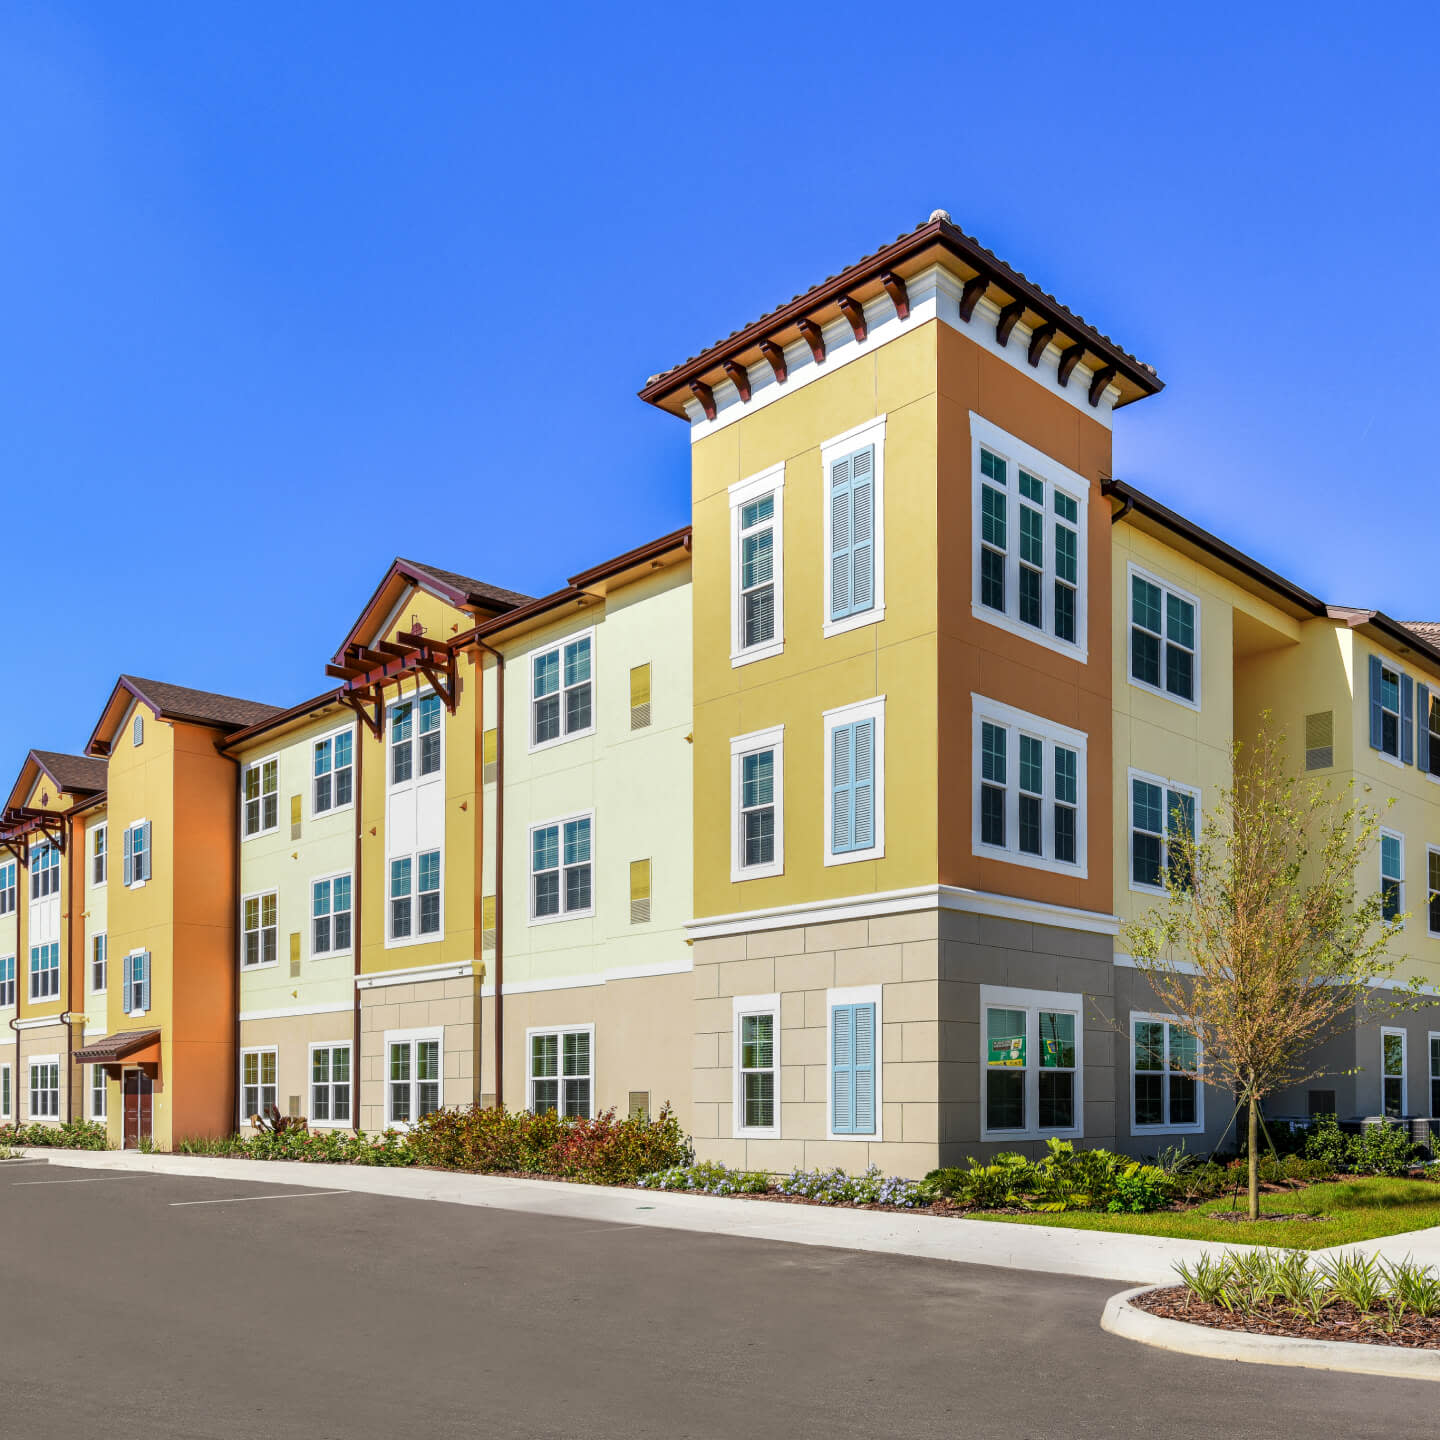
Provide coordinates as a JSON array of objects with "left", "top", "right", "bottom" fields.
[
  {"left": 239, "top": 1001, "right": 355, "bottom": 1022},
  {"left": 357, "top": 961, "right": 475, "bottom": 992},
  {"left": 481, "top": 957, "right": 692, "bottom": 998}
]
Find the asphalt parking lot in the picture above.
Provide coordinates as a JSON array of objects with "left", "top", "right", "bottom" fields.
[{"left": 0, "top": 1159, "right": 1434, "bottom": 1439}]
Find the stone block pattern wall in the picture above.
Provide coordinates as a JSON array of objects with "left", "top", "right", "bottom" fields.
[{"left": 358, "top": 976, "right": 477, "bottom": 1133}]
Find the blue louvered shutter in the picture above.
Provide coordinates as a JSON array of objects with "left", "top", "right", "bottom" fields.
[
  {"left": 831, "top": 723, "right": 853, "bottom": 853},
  {"left": 852, "top": 1003, "right": 876, "bottom": 1135},
  {"left": 123, "top": 826, "right": 133, "bottom": 887},
  {"left": 1369, "top": 655, "right": 1384, "bottom": 751},
  {"left": 1401, "top": 674, "right": 1415, "bottom": 766},
  {"left": 140, "top": 951, "right": 151, "bottom": 1013},
  {"left": 852, "top": 719, "right": 874, "bottom": 850},
  {"left": 122, "top": 954, "right": 133, "bottom": 1015},
  {"left": 832, "top": 1005, "right": 855, "bottom": 1133},
  {"left": 141, "top": 822, "right": 152, "bottom": 881},
  {"left": 1420, "top": 684, "right": 1432, "bottom": 775},
  {"left": 829, "top": 446, "right": 875, "bottom": 622}
]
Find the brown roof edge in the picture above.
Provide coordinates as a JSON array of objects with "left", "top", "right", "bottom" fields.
[
  {"left": 218, "top": 687, "right": 347, "bottom": 754},
  {"left": 1103, "top": 479, "right": 1328, "bottom": 617},
  {"left": 73, "top": 1029, "right": 162, "bottom": 1064},
  {"left": 453, "top": 527, "right": 692, "bottom": 651},
  {"left": 639, "top": 216, "right": 1163, "bottom": 412},
  {"left": 1328, "top": 607, "right": 1440, "bottom": 674}
]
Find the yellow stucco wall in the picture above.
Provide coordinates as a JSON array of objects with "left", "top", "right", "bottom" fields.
[{"left": 691, "top": 323, "right": 940, "bottom": 919}]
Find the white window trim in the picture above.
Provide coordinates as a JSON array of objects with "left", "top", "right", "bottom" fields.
[
  {"left": 525, "top": 1022, "right": 595, "bottom": 1119},
  {"left": 240, "top": 888, "right": 280, "bottom": 970},
  {"left": 969, "top": 411, "right": 1089, "bottom": 663},
  {"left": 1428, "top": 845, "right": 1440, "bottom": 939},
  {"left": 385, "top": 847, "right": 446, "bottom": 949},
  {"left": 1381, "top": 1025, "right": 1408, "bottom": 1117},
  {"left": 1127, "top": 768, "right": 1202, "bottom": 897},
  {"left": 526, "top": 810, "right": 596, "bottom": 926},
  {"left": 1429, "top": 1031, "right": 1440, "bottom": 1112},
  {"left": 820, "top": 416, "right": 887, "bottom": 639},
  {"left": 1126, "top": 562, "right": 1202, "bottom": 712},
  {"left": 91, "top": 931, "right": 108, "bottom": 996},
  {"left": 1381, "top": 827, "right": 1406, "bottom": 927},
  {"left": 89, "top": 1064, "right": 108, "bottom": 1122},
  {"left": 28, "top": 1054, "right": 61, "bottom": 1121},
  {"left": 28, "top": 942, "right": 60, "bottom": 1002},
  {"left": 309, "top": 868, "right": 355, "bottom": 960},
  {"left": 238, "top": 1045, "right": 278, "bottom": 1125},
  {"left": 306, "top": 1040, "right": 353, "bottom": 1128},
  {"left": 123, "top": 947, "right": 149, "bottom": 1016},
  {"left": 1129, "top": 1012, "right": 1204, "bottom": 1136},
  {"left": 0, "top": 954, "right": 15, "bottom": 1010},
  {"left": 383, "top": 1025, "right": 444, "bottom": 1131},
  {"left": 0, "top": 1062, "right": 10, "bottom": 1119},
  {"left": 979, "top": 984, "right": 1084, "bottom": 1142},
  {"left": 387, "top": 686, "right": 446, "bottom": 787},
  {"left": 0, "top": 860, "right": 14, "bottom": 916},
  {"left": 241, "top": 753, "right": 281, "bottom": 841},
  {"left": 823, "top": 696, "right": 886, "bottom": 867},
  {"left": 729, "top": 463, "right": 786, "bottom": 667},
  {"left": 971, "top": 694, "right": 1088, "bottom": 878},
  {"left": 527, "top": 629, "right": 597, "bottom": 755},
  {"left": 125, "top": 818, "right": 149, "bottom": 890},
  {"left": 90, "top": 822, "right": 108, "bottom": 890},
  {"left": 732, "top": 992, "right": 781, "bottom": 1139},
  {"left": 730, "top": 725, "right": 785, "bottom": 883},
  {"left": 825, "top": 984, "right": 883, "bottom": 1142},
  {"left": 1375, "top": 659, "right": 1405, "bottom": 765},
  {"left": 311, "top": 720, "right": 357, "bottom": 819}
]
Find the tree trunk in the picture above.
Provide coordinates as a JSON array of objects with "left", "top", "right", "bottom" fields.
[{"left": 1248, "top": 1094, "right": 1260, "bottom": 1222}]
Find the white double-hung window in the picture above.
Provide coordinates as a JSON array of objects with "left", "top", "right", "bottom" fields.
[
  {"left": 980, "top": 985, "right": 1082, "bottom": 1140},
  {"left": 1129, "top": 771, "right": 1199, "bottom": 893},
  {"left": 241, "top": 1048, "right": 277, "bottom": 1122},
  {"left": 241, "top": 891, "right": 279, "bottom": 968},
  {"left": 30, "top": 843, "right": 59, "bottom": 900},
  {"left": 29, "top": 1059, "right": 60, "bottom": 1120},
  {"left": 970, "top": 413, "right": 1087, "bottom": 658},
  {"left": 1381, "top": 831, "right": 1405, "bottom": 923},
  {"left": 389, "top": 850, "right": 441, "bottom": 940},
  {"left": 242, "top": 756, "right": 279, "bottom": 838},
  {"left": 729, "top": 463, "right": 785, "bottom": 666},
  {"left": 29, "top": 943, "right": 59, "bottom": 1000},
  {"left": 528, "top": 1026, "right": 593, "bottom": 1118},
  {"left": 1131, "top": 1015, "right": 1202, "bottom": 1133},
  {"left": 312, "top": 873, "right": 353, "bottom": 955},
  {"left": 312, "top": 727, "right": 355, "bottom": 815},
  {"left": 310, "top": 1043, "right": 352, "bottom": 1126},
  {"left": 733, "top": 994, "right": 780, "bottom": 1139},
  {"left": 730, "top": 727, "right": 784, "bottom": 882},
  {"left": 973, "top": 696, "right": 1086, "bottom": 875},
  {"left": 530, "top": 634, "right": 594, "bottom": 750},
  {"left": 0, "top": 861, "right": 14, "bottom": 916},
  {"left": 1128, "top": 565, "right": 1199, "bottom": 707},
  {"left": 390, "top": 694, "right": 443, "bottom": 784},
  {"left": 386, "top": 1030, "right": 442, "bottom": 1126},
  {"left": 822, "top": 417, "right": 885, "bottom": 637},
  {"left": 530, "top": 814, "right": 593, "bottom": 921}
]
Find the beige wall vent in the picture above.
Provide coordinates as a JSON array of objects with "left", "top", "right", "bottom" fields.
[
  {"left": 629, "top": 859, "right": 651, "bottom": 925},
  {"left": 630, "top": 663, "right": 652, "bottom": 731},
  {"left": 1305, "top": 711, "right": 1334, "bottom": 770},
  {"left": 289, "top": 932, "right": 302, "bottom": 977},
  {"left": 483, "top": 728, "right": 498, "bottom": 785},
  {"left": 290, "top": 794, "right": 303, "bottom": 840},
  {"left": 481, "top": 894, "right": 496, "bottom": 951},
  {"left": 628, "top": 1091, "right": 650, "bottom": 1123},
  {"left": 287, "top": 1094, "right": 302, "bottom": 1118}
]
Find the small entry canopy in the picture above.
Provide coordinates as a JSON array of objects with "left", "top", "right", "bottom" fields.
[{"left": 73, "top": 1030, "right": 161, "bottom": 1067}]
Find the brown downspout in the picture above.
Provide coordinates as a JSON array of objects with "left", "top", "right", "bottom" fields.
[
  {"left": 470, "top": 637, "right": 504, "bottom": 1110},
  {"left": 470, "top": 648, "right": 484, "bottom": 1108},
  {"left": 66, "top": 810, "right": 80, "bottom": 1122},
  {"left": 352, "top": 716, "right": 364, "bottom": 1131},
  {"left": 231, "top": 766, "right": 242, "bottom": 1133}
]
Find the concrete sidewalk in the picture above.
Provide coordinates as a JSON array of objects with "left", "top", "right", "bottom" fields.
[{"left": 1, "top": 1146, "right": 1250, "bottom": 1284}]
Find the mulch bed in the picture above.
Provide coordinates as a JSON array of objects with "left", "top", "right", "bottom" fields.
[{"left": 1134, "top": 1286, "right": 1440, "bottom": 1349}]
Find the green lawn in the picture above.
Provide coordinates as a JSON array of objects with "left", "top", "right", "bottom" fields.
[{"left": 967, "top": 1178, "right": 1440, "bottom": 1249}]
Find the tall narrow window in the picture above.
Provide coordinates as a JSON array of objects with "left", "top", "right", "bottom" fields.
[
  {"left": 313, "top": 729, "right": 354, "bottom": 814},
  {"left": 1429, "top": 848, "right": 1440, "bottom": 937},
  {"left": 1131, "top": 775, "right": 1198, "bottom": 891},
  {"left": 91, "top": 824, "right": 107, "bottom": 886},
  {"left": 242, "top": 893, "right": 279, "bottom": 967},
  {"left": 241, "top": 1050, "right": 277, "bottom": 1121},
  {"left": 827, "top": 442, "right": 876, "bottom": 623},
  {"left": 1382, "top": 1029, "right": 1406, "bottom": 1118},
  {"left": 0, "top": 862, "right": 14, "bottom": 916},
  {"left": 531, "top": 635, "right": 594, "bottom": 747},
  {"left": 1129, "top": 569, "right": 1198, "bottom": 704},
  {"left": 30, "top": 844, "right": 60, "bottom": 900},
  {"left": 1381, "top": 831, "right": 1405, "bottom": 922},
  {"left": 739, "top": 496, "right": 776, "bottom": 648},
  {"left": 418, "top": 849, "right": 441, "bottom": 934},
  {"left": 91, "top": 933, "right": 107, "bottom": 993},
  {"left": 1132, "top": 1017, "right": 1201, "bottom": 1130},
  {"left": 418, "top": 694, "right": 443, "bottom": 776},
  {"left": 90, "top": 1065, "right": 107, "bottom": 1121},
  {"left": 978, "top": 448, "right": 1007, "bottom": 613},
  {"left": 731, "top": 728, "right": 784, "bottom": 881},
  {"left": 311, "top": 1045, "right": 351, "bottom": 1125},
  {"left": 0, "top": 1063, "right": 9, "bottom": 1119},
  {"left": 1367, "top": 656, "right": 1412, "bottom": 763},
  {"left": 529, "top": 1029, "right": 593, "bottom": 1118},
  {"left": 1431, "top": 1034, "right": 1440, "bottom": 1117},
  {"left": 123, "top": 951, "right": 150, "bottom": 1015},
  {"left": 242, "top": 758, "right": 279, "bottom": 837},
  {"left": 1053, "top": 492, "right": 1079, "bottom": 643},
  {"left": 390, "top": 858, "right": 413, "bottom": 938},
  {"left": 0, "top": 956, "right": 15, "bottom": 1008},
  {"left": 1426, "top": 690, "right": 1440, "bottom": 778},
  {"left": 123, "top": 821, "right": 151, "bottom": 886},
  {"left": 390, "top": 701, "right": 414, "bottom": 784},
  {"left": 736, "top": 1006, "right": 778, "bottom": 1135}
]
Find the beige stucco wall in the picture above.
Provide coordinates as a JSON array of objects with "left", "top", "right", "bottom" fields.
[{"left": 238, "top": 1010, "right": 356, "bottom": 1131}]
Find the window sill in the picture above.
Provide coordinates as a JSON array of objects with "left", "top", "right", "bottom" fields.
[
  {"left": 242, "top": 827, "right": 281, "bottom": 843},
  {"left": 971, "top": 602, "right": 1088, "bottom": 664},
  {"left": 311, "top": 802, "right": 356, "bottom": 821},
  {"left": 730, "top": 641, "right": 784, "bottom": 670},
  {"left": 1131, "top": 1122, "right": 1205, "bottom": 1137},
  {"left": 239, "top": 960, "right": 280, "bottom": 973},
  {"left": 383, "top": 931, "right": 446, "bottom": 950},
  {"left": 126, "top": 880, "right": 147, "bottom": 891},
  {"left": 1126, "top": 675, "right": 1201, "bottom": 713},
  {"left": 730, "top": 862, "right": 784, "bottom": 884},
  {"left": 733, "top": 1125, "right": 781, "bottom": 1141},
  {"left": 527, "top": 909, "right": 596, "bottom": 928},
  {"left": 825, "top": 846, "right": 884, "bottom": 868},
  {"left": 1376, "top": 750, "right": 1404, "bottom": 769},
  {"left": 528, "top": 727, "right": 596, "bottom": 757},
  {"left": 981, "top": 1125, "right": 1083, "bottom": 1143},
  {"left": 823, "top": 607, "right": 885, "bottom": 640},
  {"left": 309, "top": 949, "right": 354, "bottom": 962},
  {"left": 972, "top": 841, "right": 1088, "bottom": 881}
]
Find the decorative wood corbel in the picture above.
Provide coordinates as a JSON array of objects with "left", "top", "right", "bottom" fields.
[
  {"left": 1056, "top": 344, "right": 1086, "bottom": 388},
  {"left": 796, "top": 319, "right": 826, "bottom": 365},
  {"left": 959, "top": 274, "right": 989, "bottom": 322},
  {"left": 689, "top": 380, "right": 717, "bottom": 421},
  {"left": 836, "top": 296, "right": 867, "bottom": 343},
  {"left": 1027, "top": 323, "right": 1056, "bottom": 367},
  {"left": 1088, "top": 365, "right": 1117, "bottom": 407},
  {"left": 722, "top": 360, "right": 751, "bottom": 403},
  {"left": 880, "top": 271, "right": 910, "bottom": 320},
  {"left": 995, "top": 300, "right": 1025, "bottom": 348},
  {"left": 759, "top": 340, "right": 788, "bottom": 384}
]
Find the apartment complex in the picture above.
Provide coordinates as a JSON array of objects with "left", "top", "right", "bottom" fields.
[{"left": 3, "top": 210, "right": 1438, "bottom": 1167}]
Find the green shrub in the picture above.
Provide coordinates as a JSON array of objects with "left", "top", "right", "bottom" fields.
[
  {"left": 174, "top": 1128, "right": 412, "bottom": 1165},
  {"left": 921, "top": 1153, "right": 1033, "bottom": 1208},
  {"left": 1350, "top": 1122, "right": 1416, "bottom": 1177},
  {"left": 405, "top": 1104, "right": 691, "bottom": 1184},
  {"left": 0, "top": 1119, "right": 111, "bottom": 1150},
  {"left": 1304, "top": 1114, "right": 1353, "bottom": 1171},
  {"left": 1105, "top": 1166, "right": 1170, "bottom": 1213},
  {"left": 1258, "top": 1153, "right": 1336, "bottom": 1185}
]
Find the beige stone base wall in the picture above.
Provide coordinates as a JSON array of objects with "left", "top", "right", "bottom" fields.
[
  {"left": 358, "top": 975, "right": 479, "bottom": 1132},
  {"left": 239, "top": 1011, "right": 356, "bottom": 1131},
  {"left": 478, "top": 969, "right": 693, "bottom": 1130},
  {"left": 14, "top": 1022, "right": 76, "bottom": 1127},
  {"left": 691, "top": 907, "right": 1121, "bottom": 1176}
]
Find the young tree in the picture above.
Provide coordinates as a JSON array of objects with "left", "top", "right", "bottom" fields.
[{"left": 1122, "top": 722, "right": 1418, "bottom": 1220}]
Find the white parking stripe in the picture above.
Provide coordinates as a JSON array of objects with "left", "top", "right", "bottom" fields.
[
  {"left": 12, "top": 1175, "right": 145, "bottom": 1186},
  {"left": 170, "top": 1190, "right": 345, "bottom": 1207}
]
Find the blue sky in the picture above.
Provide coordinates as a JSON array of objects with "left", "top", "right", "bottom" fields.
[{"left": 2, "top": 4, "right": 1436, "bottom": 768}]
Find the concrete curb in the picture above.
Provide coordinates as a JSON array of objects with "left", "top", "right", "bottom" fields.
[
  {"left": 11, "top": 1148, "right": 1228, "bottom": 1283},
  {"left": 1101, "top": 1285, "right": 1440, "bottom": 1380}
]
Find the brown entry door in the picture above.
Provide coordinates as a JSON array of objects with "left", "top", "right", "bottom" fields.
[{"left": 123, "top": 1071, "right": 152, "bottom": 1149}]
